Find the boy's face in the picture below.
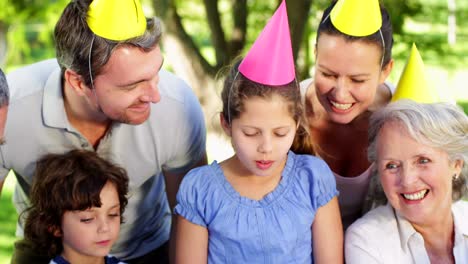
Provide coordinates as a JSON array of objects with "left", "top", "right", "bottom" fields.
[{"left": 60, "top": 182, "right": 121, "bottom": 262}]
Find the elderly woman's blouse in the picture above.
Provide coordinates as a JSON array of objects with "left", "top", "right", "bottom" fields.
[{"left": 345, "top": 201, "right": 468, "bottom": 263}]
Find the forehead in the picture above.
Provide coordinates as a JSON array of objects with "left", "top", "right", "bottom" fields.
[
  {"left": 97, "top": 45, "right": 162, "bottom": 84},
  {"left": 236, "top": 95, "right": 295, "bottom": 124},
  {"left": 376, "top": 122, "right": 446, "bottom": 158},
  {"left": 316, "top": 33, "right": 382, "bottom": 69}
]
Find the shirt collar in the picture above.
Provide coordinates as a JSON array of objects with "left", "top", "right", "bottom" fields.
[
  {"left": 452, "top": 201, "right": 468, "bottom": 236},
  {"left": 394, "top": 205, "right": 420, "bottom": 252},
  {"left": 42, "top": 66, "right": 73, "bottom": 131}
]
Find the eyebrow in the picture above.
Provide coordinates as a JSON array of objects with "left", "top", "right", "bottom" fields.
[
  {"left": 242, "top": 126, "right": 291, "bottom": 130},
  {"left": 117, "top": 58, "right": 165, "bottom": 88},
  {"left": 317, "top": 64, "right": 371, "bottom": 77}
]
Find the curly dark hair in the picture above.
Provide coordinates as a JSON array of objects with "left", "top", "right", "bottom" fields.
[{"left": 22, "top": 149, "right": 129, "bottom": 257}]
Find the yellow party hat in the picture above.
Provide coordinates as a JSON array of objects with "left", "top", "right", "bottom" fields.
[
  {"left": 392, "top": 43, "right": 442, "bottom": 103},
  {"left": 87, "top": 0, "right": 146, "bottom": 41},
  {"left": 330, "top": 0, "right": 382, "bottom": 36}
]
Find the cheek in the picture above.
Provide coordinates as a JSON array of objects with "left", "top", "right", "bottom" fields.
[{"left": 314, "top": 77, "right": 332, "bottom": 95}]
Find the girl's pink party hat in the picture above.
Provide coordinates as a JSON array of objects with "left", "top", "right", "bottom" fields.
[{"left": 239, "top": 0, "right": 295, "bottom": 86}]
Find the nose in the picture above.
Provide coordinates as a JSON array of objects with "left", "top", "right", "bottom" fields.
[
  {"left": 140, "top": 77, "right": 161, "bottom": 103},
  {"left": 400, "top": 165, "right": 417, "bottom": 187},
  {"left": 333, "top": 77, "right": 349, "bottom": 101},
  {"left": 97, "top": 218, "right": 110, "bottom": 233},
  {"left": 258, "top": 135, "right": 273, "bottom": 154}
]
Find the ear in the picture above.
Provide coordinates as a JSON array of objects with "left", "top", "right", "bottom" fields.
[
  {"left": 451, "top": 159, "right": 464, "bottom": 178},
  {"left": 219, "top": 113, "right": 232, "bottom": 137},
  {"left": 379, "top": 59, "right": 394, "bottom": 83},
  {"left": 64, "top": 69, "right": 91, "bottom": 96},
  {"left": 48, "top": 225, "right": 62, "bottom": 237}
]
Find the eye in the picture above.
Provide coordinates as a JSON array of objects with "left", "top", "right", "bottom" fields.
[
  {"left": 384, "top": 162, "right": 399, "bottom": 170},
  {"left": 321, "top": 72, "right": 335, "bottom": 78},
  {"left": 275, "top": 133, "right": 287, "bottom": 137},
  {"left": 109, "top": 213, "right": 120, "bottom": 218},
  {"left": 243, "top": 131, "right": 259, "bottom": 137},
  {"left": 418, "top": 157, "right": 430, "bottom": 164},
  {"left": 80, "top": 217, "right": 94, "bottom": 223},
  {"left": 351, "top": 79, "right": 366, "bottom": 84}
]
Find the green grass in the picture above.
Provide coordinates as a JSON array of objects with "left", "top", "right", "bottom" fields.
[{"left": 0, "top": 171, "right": 18, "bottom": 264}]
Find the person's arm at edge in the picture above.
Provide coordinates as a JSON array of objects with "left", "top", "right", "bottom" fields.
[
  {"left": 312, "top": 196, "right": 343, "bottom": 264},
  {"left": 174, "top": 215, "right": 208, "bottom": 264},
  {"left": 164, "top": 153, "right": 208, "bottom": 264}
]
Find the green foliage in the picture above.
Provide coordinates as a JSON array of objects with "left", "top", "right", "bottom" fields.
[
  {"left": 0, "top": 172, "right": 18, "bottom": 264},
  {"left": 1, "top": 0, "right": 68, "bottom": 67}
]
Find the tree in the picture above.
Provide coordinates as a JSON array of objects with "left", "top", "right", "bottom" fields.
[
  {"left": 151, "top": 0, "right": 313, "bottom": 130},
  {"left": 0, "top": 0, "right": 68, "bottom": 67}
]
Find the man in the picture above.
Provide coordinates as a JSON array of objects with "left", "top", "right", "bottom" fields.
[{"left": 2, "top": 0, "right": 207, "bottom": 263}]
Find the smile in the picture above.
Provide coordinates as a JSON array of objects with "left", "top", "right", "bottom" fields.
[
  {"left": 330, "top": 100, "right": 352, "bottom": 110},
  {"left": 401, "top": 189, "right": 429, "bottom": 201}
]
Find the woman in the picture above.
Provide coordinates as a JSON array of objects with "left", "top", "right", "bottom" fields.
[
  {"left": 292, "top": 0, "right": 395, "bottom": 229},
  {"left": 346, "top": 100, "right": 468, "bottom": 263}
]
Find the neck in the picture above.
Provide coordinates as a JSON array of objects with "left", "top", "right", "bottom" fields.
[
  {"left": 413, "top": 211, "right": 455, "bottom": 263},
  {"left": 63, "top": 81, "right": 111, "bottom": 148}
]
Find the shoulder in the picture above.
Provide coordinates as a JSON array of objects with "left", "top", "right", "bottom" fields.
[
  {"left": 346, "top": 204, "right": 396, "bottom": 239},
  {"left": 179, "top": 163, "right": 219, "bottom": 192},
  {"left": 7, "top": 59, "right": 59, "bottom": 101},
  {"left": 158, "top": 69, "right": 198, "bottom": 104},
  {"left": 299, "top": 78, "right": 313, "bottom": 100},
  {"left": 453, "top": 200, "right": 468, "bottom": 230},
  {"left": 292, "top": 153, "right": 333, "bottom": 179},
  {"left": 151, "top": 69, "right": 204, "bottom": 124}
]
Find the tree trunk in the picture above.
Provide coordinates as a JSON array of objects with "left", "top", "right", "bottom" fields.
[
  {"left": 447, "top": 0, "right": 456, "bottom": 45},
  {"left": 152, "top": 0, "right": 313, "bottom": 132}
]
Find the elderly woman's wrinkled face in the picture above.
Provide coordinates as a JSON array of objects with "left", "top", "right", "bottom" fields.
[{"left": 375, "top": 121, "right": 462, "bottom": 226}]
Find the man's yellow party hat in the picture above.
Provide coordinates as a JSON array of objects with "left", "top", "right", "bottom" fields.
[
  {"left": 330, "top": 0, "right": 382, "bottom": 36},
  {"left": 392, "top": 43, "right": 442, "bottom": 103},
  {"left": 87, "top": 0, "right": 146, "bottom": 41}
]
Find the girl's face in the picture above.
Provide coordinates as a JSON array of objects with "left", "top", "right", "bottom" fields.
[
  {"left": 60, "top": 182, "right": 121, "bottom": 262},
  {"left": 376, "top": 122, "right": 462, "bottom": 226},
  {"left": 314, "top": 33, "right": 391, "bottom": 124},
  {"left": 223, "top": 94, "right": 297, "bottom": 177}
]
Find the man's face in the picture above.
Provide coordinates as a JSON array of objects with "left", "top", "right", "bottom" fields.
[
  {"left": 91, "top": 45, "right": 164, "bottom": 125},
  {"left": 0, "top": 104, "right": 8, "bottom": 145}
]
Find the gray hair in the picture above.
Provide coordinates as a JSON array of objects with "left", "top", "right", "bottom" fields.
[
  {"left": 368, "top": 100, "right": 468, "bottom": 201},
  {"left": 0, "top": 68, "right": 9, "bottom": 107},
  {"left": 54, "top": 0, "right": 162, "bottom": 87}
]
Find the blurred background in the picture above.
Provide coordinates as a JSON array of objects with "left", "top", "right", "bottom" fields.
[{"left": 0, "top": 0, "right": 467, "bottom": 262}]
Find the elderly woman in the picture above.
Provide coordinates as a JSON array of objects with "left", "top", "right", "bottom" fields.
[{"left": 345, "top": 100, "right": 468, "bottom": 263}]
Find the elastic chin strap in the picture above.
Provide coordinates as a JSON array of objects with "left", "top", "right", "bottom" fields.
[
  {"left": 88, "top": 34, "right": 102, "bottom": 112},
  {"left": 378, "top": 28, "right": 386, "bottom": 71},
  {"left": 226, "top": 70, "right": 240, "bottom": 125}
]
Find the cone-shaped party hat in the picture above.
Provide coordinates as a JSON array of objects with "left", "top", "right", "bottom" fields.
[
  {"left": 87, "top": 0, "right": 146, "bottom": 41},
  {"left": 391, "top": 43, "right": 442, "bottom": 103},
  {"left": 330, "top": 0, "right": 382, "bottom": 37},
  {"left": 238, "top": 0, "right": 295, "bottom": 85}
]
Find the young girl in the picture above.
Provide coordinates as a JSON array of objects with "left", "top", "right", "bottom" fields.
[
  {"left": 174, "top": 1, "right": 342, "bottom": 263},
  {"left": 292, "top": 0, "right": 395, "bottom": 229},
  {"left": 21, "top": 150, "right": 129, "bottom": 264}
]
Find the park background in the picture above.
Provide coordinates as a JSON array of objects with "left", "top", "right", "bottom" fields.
[{"left": 0, "top": 0, "right": 467, "bottom": 262}]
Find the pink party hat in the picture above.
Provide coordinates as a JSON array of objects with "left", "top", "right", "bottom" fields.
[{"left": 239, "top": 0, "right": 295, "bottom": 85}]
